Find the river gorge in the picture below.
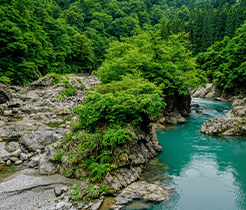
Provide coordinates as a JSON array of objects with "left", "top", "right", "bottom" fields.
[{"left": 150, "top": 98, "right": 246, "bottom": 210}]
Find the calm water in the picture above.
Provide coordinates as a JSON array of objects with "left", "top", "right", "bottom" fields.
[{"left": 154, "top": 98, "right": 246, "bottom": 210}]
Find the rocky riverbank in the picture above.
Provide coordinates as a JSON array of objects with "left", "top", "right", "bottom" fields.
[
  {"left": 0, "top": 75, "right": 174, "bottom": 210},
  {"left": 201, "top": 98, "right": 246, "bottom": 136},
  {"left": 191, "top": 83, "right": 246, "bottom": 102}
]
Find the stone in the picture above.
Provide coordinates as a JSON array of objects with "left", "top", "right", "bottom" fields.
[
  {"left": 6, "top": 142, "right": 21, "bottom": 153},
  {"left": 90, "top": 196, "right": 104, "bottom": 210},
  {"left": 201, "top": 98, "right": 246, "bottom": 136},
  {"left": 191, "top": 103, "right": 200, "bottom": 108},
  {"left": 115, "top": 181, "right": 171, "bottom": 205},
  {"left": 39, "top": 153, "right": 56, "bottom": 175},
  {"left": 15, "top": 160, "right": 22, "bottom": 165},
  {"left": 20, "top": 126, "right": 65, "bottom": 151},
  {"left": 20, "top": 153, "right": 28, "bottom": 160},
  {"left": 31, "top": 76, "right": 54, "bottom": 86},
  {"left": 0, "top": 148, "right": 10, "bottom": 160},
  {"left": 54, "top": 186, "right": 62, "bottom": 196},
  {"left": 8, "top": 98, "right": 22, "bottom": 108},
  {"left": 0, "top": 84, "right": 12, "bottom": 104},
  {"left": 56, "top": 201, "right": 66, "bottom": 209},
  {"left": 4, "top": 110, "right": 12, "bottom": 116},
  {"left": 29, "top": 155, "right": 40, "bottom": 168},
  {"left": 64, "top": 203, "right": 72, "bottom": 209},
  {"left": 10, "top": 157, "right": 19, "bottom": 162},
  {"left": 109, "top": 205, "right": 124, "bottom": 210},
  {"left": 6, "top": 160, "right": 11, "bottom": 165},
  {"left": 11, "top": 148, "right": 22, "bottom": 157},
  {"left": 0, "top": 171, "right": 81, "bottom": 210}
]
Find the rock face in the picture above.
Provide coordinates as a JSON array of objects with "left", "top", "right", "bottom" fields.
[
  {"left": 162, "top": 93, "right": 191, "bottom": 124},
  {"left": 20, "top": 126, "right": 65, "bottom": 151},
  {"left": 0, "top": 84, "right": 12, "bottom": 104},
  {"left": 201, "top": 98, "right": 246, "bottom": 136},
  {"left": 191, "top": 83, "right": 246, "bottom": 102},
  {"left": 192, "top": 83, "right": 213, "bottom": 98},
  {"left": 55, "top": 122, "right": 163, "bottom": 194}
]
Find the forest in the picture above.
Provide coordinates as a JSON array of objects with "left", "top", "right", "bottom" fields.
[
  {"left": 1, "top": 0, "right": 246, "bottom": 92},
  {"left": 1, "top": 0, "right": 246, "bottom": 199}
]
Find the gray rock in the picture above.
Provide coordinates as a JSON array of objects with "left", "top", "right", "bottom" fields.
[
  {"left": 0, "top": 84, "right": 12, "bottom": 104},
  {"left": 54, "top": 186, "right": 62, "bottom": 196},
  {"left": 56, "top": 201, "right": 66, "bottom": 209},
  {"left": 8, "top": 98, "right": 22, "bottom": 108},
  {"left": 201, "top": 98, "right": 246, "bottom": 136},
  {"left": 90, "top": 196, "right": 104, "bottom": 210},
  {"left": 5, "top": 142, "right": 21, "bottom": 153},
  {"left": 29, "top": 155, "right": 40, "bottom": 168},
  {"left": 6, "top": 160, "right": 11, "bottom": 165},
  {"left": 11, "top": 148, "right": 22, "bottom": 157},
  {"left": 0, "top": 170, "right": 81, "bottom": 210},
  {"left": 15, "top": 160, "right": 22, "bottom": 165},
  {"left": 4, "top": 110, "right": 12, "bottom": 116},
  {"left": 64, "top": 203, "right": 72, "bottom": 209},
  {"left": 31, "top": 76, "right": 54, "bottom": 86},
  {"left": 115, "top": 181, "right": 171, "bottom": 205},
  {"left": 20, "top": 126, "right": 64, "bottom": 151},
  {"left": 20, "top": 153, "right": 28, "bottom": 160},
  {"left": 10, "top": 157, "right": 19, "bottom": 162},
  {"left": 109, "top": 205, "right": 124, "bottom": 210},
  {"left": 192, "top": 83, "right": 213, "bottom": 98},
  {"left": 39, "top": 152, "right": 56, "bottom": 175}
]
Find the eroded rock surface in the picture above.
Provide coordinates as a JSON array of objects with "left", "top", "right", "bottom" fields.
[
  {"left": 201, "top": 98, "right": 246, "bottom": 136},
  {"left": 162, "top": 93, "right": 191, "bottom": 124},
  {"left": 0, "top": 169, "right": 81, "bottom": 210},
  {"left": 115, "top": 181, "right": 171, "bottom": 205}
]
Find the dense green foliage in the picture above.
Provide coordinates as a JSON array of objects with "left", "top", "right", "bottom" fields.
[
  {"left": 96, "top": 31, "right": 207, "bottom": 95},
  {"left": 0, "top": 0, "right": 93, "bottom": 84},
  {"left": 197, "top": 21, "right": 246, "bottom": 91},
  {"left": 1, "top": 0, "right": 245, "bottom": 85},
  {"left": 56, "top": 77, "right": 164, "bottom": 201}
]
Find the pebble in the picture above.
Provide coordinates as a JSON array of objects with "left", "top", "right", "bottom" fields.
[
  {"left": 15, "top": 160, "right": 22, "bottom": 165},
  {"left": 6, "top": 160, "right": 11, "bottom": 166}
]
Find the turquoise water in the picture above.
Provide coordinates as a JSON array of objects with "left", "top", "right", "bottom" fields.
[{"left": 154, "top": 98, "right": 246, "bottom": 210}]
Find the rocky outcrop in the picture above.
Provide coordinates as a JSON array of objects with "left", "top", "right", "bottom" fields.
[
  {"left": 53, "top": 122, "right": 163, "bottom": 195},
  {"left": 0, "top": 74, "right": 173, "bottom": 209},
  {"left": 201, "top": 98, "right": 246, "bottom": 136},
  {"left": 191, "top": 83, "right": 213, "bottom": 98},
  {"left": 162, "top": 93, "right": 191, "bottom": 124},
  {"left": 20, "top": 125, "right": 65, "bottom": 152},
  {"left": 192, "top": 83, "right": 246, "bottom": 102}
]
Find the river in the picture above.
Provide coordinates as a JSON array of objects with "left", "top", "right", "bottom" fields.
[{"left": 152, "top": 98, "right": 246, "bottom": 210}]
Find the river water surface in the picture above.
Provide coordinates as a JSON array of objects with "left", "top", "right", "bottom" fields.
[{"left": 153, "top": 98, "right": 246, "bottom": 210}]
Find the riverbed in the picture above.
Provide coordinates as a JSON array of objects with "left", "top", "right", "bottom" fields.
[{"left": 153, "top": 98, "right": 246, "bottom": 210}]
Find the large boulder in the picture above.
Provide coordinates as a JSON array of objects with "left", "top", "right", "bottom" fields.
[
  {"left": 192, "top": 83, "right": 213, "bottom": 98},
  {"left": 20, "top": 126, "right": 65, "bottom": 151},
  {"left": 201, "top": 98, "right": 246, "bottom": 136},
  {"left": 0, "top": 84, "right": 11, "bottom": 104},
  {"left": 31, "top": 76, "right": 54, "bottom": 86},
  {"left": 115, "top": 181, "right": 171, "bottom": 205}
]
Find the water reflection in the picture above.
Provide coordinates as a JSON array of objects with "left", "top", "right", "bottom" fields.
[{"left": 153, "top": 99, "right": 246, "bottom": 210}]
